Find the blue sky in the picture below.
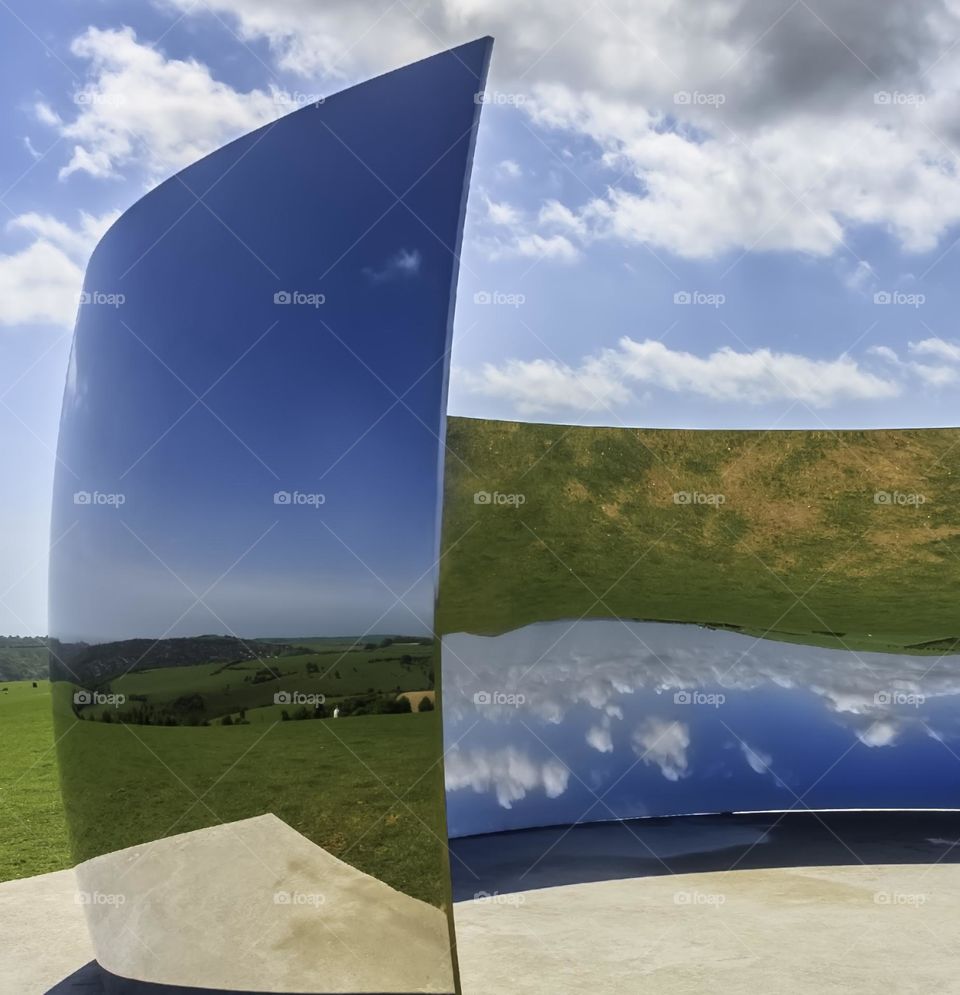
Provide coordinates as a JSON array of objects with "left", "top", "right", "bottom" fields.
[{"left": 4, "top": 1, "right": 960, "bottom": 633}]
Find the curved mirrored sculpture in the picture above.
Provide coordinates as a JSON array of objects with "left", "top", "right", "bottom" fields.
[{"left": 49, "top": 38, "right": 491, "bottom": 994}]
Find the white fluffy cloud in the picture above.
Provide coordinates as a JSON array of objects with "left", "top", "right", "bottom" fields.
[
  {"left": 445, "top": 745, "right": 570, "bottom": 808},
  {"left": 586, "top": 717, "right": 614, "bottom": 754},
  {"left": 0, "top": 211, "right": 119, "bottom": 327},
  {"left": 631, "top": 717, "right": 691, "bottom": 782},
  {"left": 159, "top": 0, "right": 960, "bottom": 259},
  {"left": 870, "top": 337, "right": 960, "bottom": 388},
  {"left": 457, "top": 355, "right": 630, "bottom": 416},
  {"left": 46, "top": 27, "right": 283, "bottom": 183},
  {"left": 457, "top": 336, "right": 900, "bottom": 415}
]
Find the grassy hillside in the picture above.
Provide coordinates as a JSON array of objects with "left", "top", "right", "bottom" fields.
[
  {"left": 0, "top": 681, "right": 72, "bottom": 880},
  {"left": 0, "top": 638, "right": 48, "bottom": 681},
  {"left": 439, "top": 417, "right": 960, "bottom": 654}
]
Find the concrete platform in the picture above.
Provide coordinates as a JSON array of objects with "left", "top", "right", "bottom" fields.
[{"left": 454, "top": 863, "right": 960, "bottom": 993}]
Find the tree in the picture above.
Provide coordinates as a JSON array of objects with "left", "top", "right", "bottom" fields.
[
  {"left": 221, "top": 714, "right": 233, "bottom": 726},
  {"left": 418, "top": 696, "right": 434, "bottom": 712}
]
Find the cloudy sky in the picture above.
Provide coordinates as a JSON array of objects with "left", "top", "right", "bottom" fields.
[{"left": 4, "top": 1, "right": 960, "bottom": 632}]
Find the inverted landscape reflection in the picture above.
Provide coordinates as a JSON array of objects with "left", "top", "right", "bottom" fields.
[{"left": 443, "top": 620, "right": 960, "bottom": 837}]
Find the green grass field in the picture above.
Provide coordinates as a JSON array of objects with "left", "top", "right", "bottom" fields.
[
  {"left": 0, "top": 681, "right": 72, "bottom": 881},
  {"left": 439, "top": 417, "right": 960, "bottom": 654}
]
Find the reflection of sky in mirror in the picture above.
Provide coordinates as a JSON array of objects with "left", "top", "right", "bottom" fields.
[
  {"left": 443, "top": 620, "right": 960, "bottom": 837},
  {"left": 48, "top": 41, "right": 491, "bottom": 642}
]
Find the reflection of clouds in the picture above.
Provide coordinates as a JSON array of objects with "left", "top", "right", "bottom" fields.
[
  {"left": 443, "top": 620, "right": 960, "bottom": 747},
  {"left": 445, "top": 746, "right": 570, "bottom": 809},
  {"left": 631, "top": 718, "right": 690, "bottom": 782},
  {"left": 740, "top": 741, "right": 772, "bottom": 775},
  {"left": 859, "top": 719, "right": 900, "bottom": 748},
  {"left": 586, "top": 717, "right": 613, "bottom": 753}
]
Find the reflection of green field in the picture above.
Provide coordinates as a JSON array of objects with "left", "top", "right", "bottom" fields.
[
  {"left": 440, "top": 417, "right": 960, "bottom": 654},
  {"left": 54, "top": 687, "right": 447, "bottom": 906},
  {"left": 83, "top": 646, "right": 433, "bottom": 723},
  {"left": 0, "top": 681, "right": 71, "bottom": 882}
]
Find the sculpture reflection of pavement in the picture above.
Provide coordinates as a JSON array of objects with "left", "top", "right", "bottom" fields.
[{"left": 5, "top": 814, "right": 454, "bottom": 993}]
